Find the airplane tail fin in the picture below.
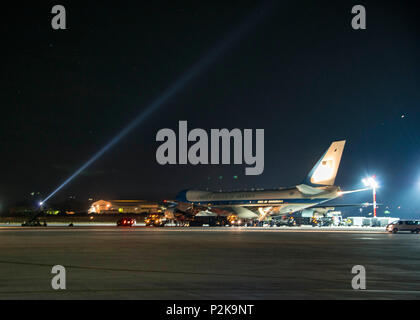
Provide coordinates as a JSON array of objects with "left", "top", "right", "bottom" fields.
[{"left": 302, "top": 140, "right": 346, "bottom": 186}]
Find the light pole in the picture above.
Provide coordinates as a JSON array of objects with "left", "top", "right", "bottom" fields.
[
  {"left": 38, "top": 201, "right": 45, "bottom": 213},
  {"left": 362, "top": 176, "right": 379, "bottom": 218}
]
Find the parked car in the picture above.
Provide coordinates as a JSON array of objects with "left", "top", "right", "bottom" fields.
[
  {"left": 117, "top": 218, "right": 136, "bottom": 227},
  {"left": 386, "top": 220, "right": 420, "bottom": 233}
]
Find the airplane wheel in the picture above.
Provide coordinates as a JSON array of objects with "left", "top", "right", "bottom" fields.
[{"left": 392, "top": 228, "right": 398, "bottom": 234}]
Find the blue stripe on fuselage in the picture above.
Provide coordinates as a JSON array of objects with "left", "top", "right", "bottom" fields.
[{"left": 184, "top": 198, "right": 330, "bottom": 206}]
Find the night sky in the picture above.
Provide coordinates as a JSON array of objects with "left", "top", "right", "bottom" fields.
[{"left": 1, "top": 1, "right": 420, "bottom": 216}]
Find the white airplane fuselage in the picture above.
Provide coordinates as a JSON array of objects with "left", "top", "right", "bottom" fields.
[
  {"left": 176, "top": 185, "right": 340, "bottom": 217},
  {"left": 175, "top": 140, "right": 346, "bottom": 219}
]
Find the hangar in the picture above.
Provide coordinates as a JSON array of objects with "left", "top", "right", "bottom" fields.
[{"left": 88, "top": 200, "right": 162, "bottom": 214}]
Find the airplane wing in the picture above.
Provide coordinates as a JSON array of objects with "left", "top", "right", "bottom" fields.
[
  {"left": 296, "top": 184, "right": 325, "bottom": 196},
  {"left": 229, "top": 206, "right": 259, "bottom": 219},
  {"left": 195, "top": 206, "right": 259, "bottom": 219}
]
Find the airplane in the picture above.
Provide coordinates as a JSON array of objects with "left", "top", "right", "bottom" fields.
[{"left": 172, "top": 140, "right": 358, "bottom": 221}]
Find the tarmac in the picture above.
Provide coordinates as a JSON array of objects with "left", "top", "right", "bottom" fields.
[{"left": 0, "top": 226, "right": 419, "bottom": 299}]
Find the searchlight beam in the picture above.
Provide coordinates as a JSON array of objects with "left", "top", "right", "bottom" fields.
[{"left": 41, "top": 3, "right": 273, "bottom": 204}]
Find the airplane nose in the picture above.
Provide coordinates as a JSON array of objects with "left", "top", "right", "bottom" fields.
[{"left": 175, "top": 189, "right": 189, "bottom": 202}]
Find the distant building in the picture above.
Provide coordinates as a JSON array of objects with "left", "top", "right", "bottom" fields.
[
  {"left": 9, "top": 205, "right": 35, "bottom": 215},
  {"left": 88, "top": 200, "right": 162, "bottom": 214}
]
